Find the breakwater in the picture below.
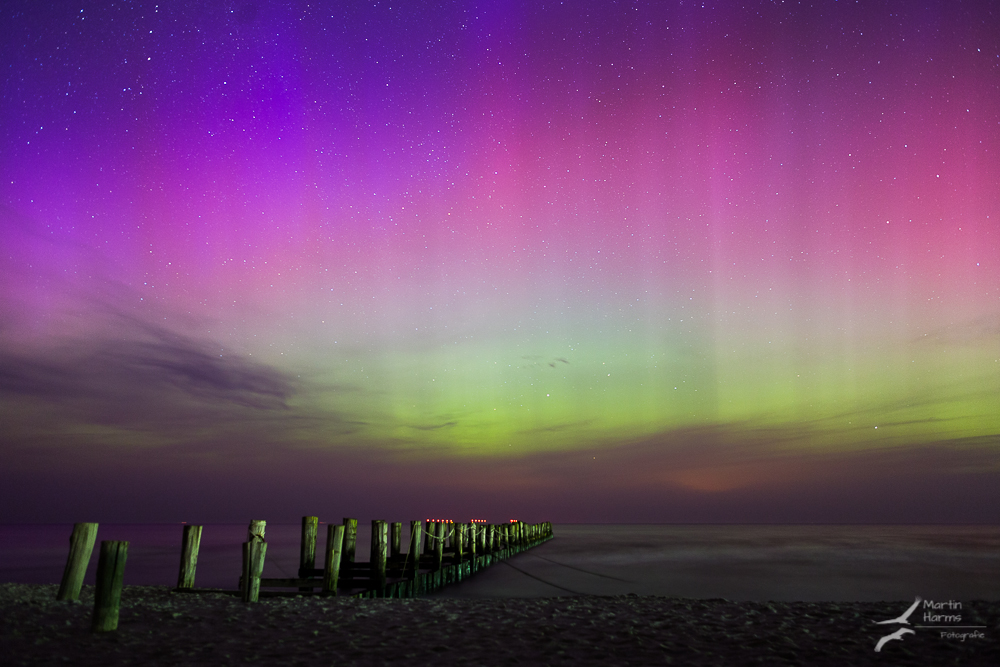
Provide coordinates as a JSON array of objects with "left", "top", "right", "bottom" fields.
[{"left": 55, "top": 518, "right": 553, "bottom": 629}]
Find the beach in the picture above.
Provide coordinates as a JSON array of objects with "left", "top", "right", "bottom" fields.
[
  {"left": 2, "top": 583, "right": 997, "bottom": 666},
  {"left": 3, "top": 525, "right": 998, "bottom": 664}
]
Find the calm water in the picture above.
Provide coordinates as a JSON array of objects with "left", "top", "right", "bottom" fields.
[{"left": 2, "top": 523, "right": 997, "bottom": 601}]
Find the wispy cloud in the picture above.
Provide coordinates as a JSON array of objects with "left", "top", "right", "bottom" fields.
[
  {"left": 411, "top": 421, "right": 458, "bottom": 431},
  {"left": 0, "top": 322, "right": 296, "bottom": 444}
]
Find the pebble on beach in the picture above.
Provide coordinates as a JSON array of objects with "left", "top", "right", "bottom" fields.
[{"left": 1, "top": 583, "right": 997, "bottom": 666}]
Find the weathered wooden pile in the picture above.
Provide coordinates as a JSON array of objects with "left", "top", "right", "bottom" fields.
[
  {"left": 55, "top": 517, "right": 553, "bottom": 631},
  {"left": 232, "top": 517, "right": 554, "bottom": 602}
]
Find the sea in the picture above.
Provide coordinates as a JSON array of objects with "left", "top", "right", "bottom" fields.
[{"left": 2, "top": 523, "right": 997, "bottom": 602}]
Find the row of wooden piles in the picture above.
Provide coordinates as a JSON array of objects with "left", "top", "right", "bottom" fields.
[
  {"left": 228, "top": 518, "right": 553, "bottom": 602},
  {"left": 54, "top": 518, "right": 553, "bottom": 630}
]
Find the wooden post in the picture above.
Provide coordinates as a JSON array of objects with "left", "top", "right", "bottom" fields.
[
  {"left": 468, "top": 523, "right": 477, "bottom": 570},
  {"left": 342, "top": 517, "right": 358, "bottom": 590},
  {"left": 408, "top": 520, "right": 422, "bottom": 580},
  {"left": 454, "top": 523, "right": 464, "bottom": 567},
  {"left": 176, "top": 524, "right": 202, "bottom": 589},
  {"left": 322, "top": 524, "right": 345, "bottom": 595},
  {"left": 371, "top": 520, "right": 388, "bottom": 596},
  {"left": 57, "top": 522, "right": 98, "bottom": 601},
  {"left": 342, "top": 517, "right": 358, "bottom": 565},
  {"left": 241, "top": 540, "right": 267, "bottom": 603},
  {"left": 91, "top": 540, "right": 128, "bottom": 632},
  {"left": 425, "top": 521, "right": 435, "bottom": 553},
  {"left": 248, "top": 519, "right": 266, "bottom": 541},
  {"left": 390, "top": 522, "right": 402, "bottom": 561},
  {"left": 486, "top": 524, "right": 494, "bottom": 553},
  {"left": 241, "top": 520, "right": 267, "bottom": 603},
  {"left": 299, "top": 516, "right": 318, "bottom": 577},
  {"left": 434, "top": 522, "right": 445, "bottom": 571}
]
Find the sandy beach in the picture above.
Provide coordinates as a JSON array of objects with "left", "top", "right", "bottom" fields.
[{"left": 2, "top": 583, "right": 997, "bottom": 666}]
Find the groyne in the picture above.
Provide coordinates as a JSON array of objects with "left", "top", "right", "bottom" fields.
[{"left": 56, "top": 518, "right": 553, "bottom": 629}]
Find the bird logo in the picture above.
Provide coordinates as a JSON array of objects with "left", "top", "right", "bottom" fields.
[
  {"left": 875, "top": 628, "right": 915, "bottom": 652},
  {"left": 875, "top": 596, "right": 921, "bottom": 625},
  {"left": 873, "top": 596, "right": 921, "bottom": 652}
]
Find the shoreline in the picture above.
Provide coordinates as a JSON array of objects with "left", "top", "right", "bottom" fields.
[{"left": 3, "top": 584, "right": 997, "bottom": 665}]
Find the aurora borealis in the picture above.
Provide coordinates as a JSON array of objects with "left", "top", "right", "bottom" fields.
[{"left": 2, "top": 1, "right": 998, "bottom": 523}]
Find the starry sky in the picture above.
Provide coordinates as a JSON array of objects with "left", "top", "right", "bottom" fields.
[{"left": 2, "top": 1, "right": 998, "bottom": 524}]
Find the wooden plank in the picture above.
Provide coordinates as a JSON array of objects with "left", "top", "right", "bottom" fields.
[
  {"left": 91, "top": 540, "right": 128, "bottom": 632},
  {"left": 176, "top": 524, "right": 202, "bottom": 589},
  {"left": 57, "top": 522, "right": 98, "bottom": 601},
  {"left": 258, "top": 577, "right": 321, "bottom": 587},
  {"left": 322, "top": 524, "right": 345, "bottom": 595}
]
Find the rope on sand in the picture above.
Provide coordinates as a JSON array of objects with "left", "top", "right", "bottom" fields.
[
  {"left": 499, "top": 559, "right": 584, "bottom": 595},
  {"left": 525, "top": 553, "right": 635, "bottom": 583}
]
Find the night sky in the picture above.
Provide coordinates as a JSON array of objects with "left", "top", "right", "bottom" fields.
[{"left": 2, "top": 1, "right": 998, "bottom": 524}]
